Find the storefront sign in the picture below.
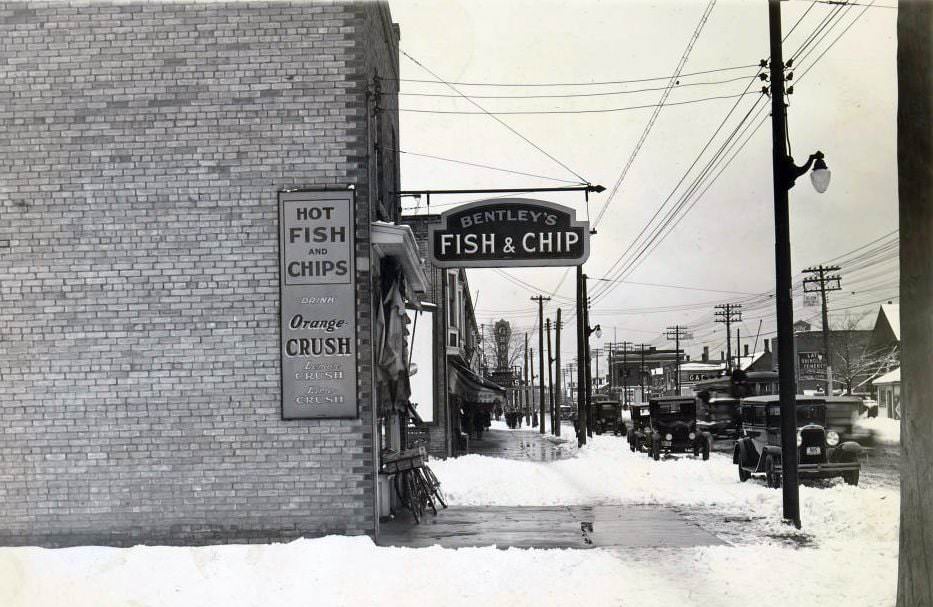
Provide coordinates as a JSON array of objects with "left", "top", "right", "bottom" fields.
[
  {"left": 797, "top": 351, "right": 826, "bottom": 380},
  {"left": 428, "top": 198, "right": 590, "bottom": 268},
  {"left": 279, "top": 189, "right": 357, "bottom": 419}
]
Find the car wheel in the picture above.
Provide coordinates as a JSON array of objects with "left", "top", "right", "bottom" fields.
[
  {"left": 766, "top": 455, "right": 781, "bottom": 489},
  {"left": 702, "top": 438, "right": 710, "bottom": 461},
  {"left": 738, "top": 464, "right": 750, "bottom": 482},
  {"left": 843, "top": 470, "right": 860, "bottom": 486},
  {"left": 652, "top": 438, "right": 660, "bottom": 461}
]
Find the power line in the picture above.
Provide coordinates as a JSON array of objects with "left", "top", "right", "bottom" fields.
[
  {"left": 393, "top": 74, "right": 754, "bottom": 99},
  {"left": 391, "top": 149, "right": 581, "bottom": 184},
  {"left": 384, "top": 63, "right": 761, "bottom": 88},
  {"left": 400, "top": 91, "right": 759, "bottom": 115},
  {"left": 399, "top": 49, "right": 588, "bottom": 183}
]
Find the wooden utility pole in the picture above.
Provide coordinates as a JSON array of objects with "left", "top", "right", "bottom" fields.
[
  {"left": 531, "top": 295, "right": 551, "bottom": 434},
  {"left": 714, "top": 303, "right": 743, "bottom": 372},
  {"left": 555, "top": 309, "right": 562, "bottom": 437},
  {"left": 768, "top": 0, "right": 800, "bottom": 527},
  {"left": 583, "top": 279, "right": 594, "bottom": 439},
  {"left": 619, "top": 341, "right": 633, "bottom": 406},
  {"left": 576, "top": 267, "right": 587, "bottom": 446},
  {"left": 524, "top": 332, "right": 530, "bottom": 427},
  {"left": 546, "top": 318, "right": 555, "bottom": 436},
  {"left": 666, "top": 326, "right": 690, "bottom": 394},
  {"left": 896, "top": 0, "right": 932, "bottom": 599},
  {"left": 803, "top": 265, "right": 842, "bottom": 394},
  {"left": 530, "top": 347, "right": 537, "bottom": 427},
  {"left": 637, "top": 344, "right": 648, "bottom": 403}
]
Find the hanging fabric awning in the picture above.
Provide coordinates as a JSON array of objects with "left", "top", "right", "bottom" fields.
[{"left": 448, "top": 360, "right": 506, "bottom": 404}]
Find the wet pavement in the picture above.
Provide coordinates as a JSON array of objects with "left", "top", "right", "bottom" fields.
[
  {"left": 378, "top": 504, "right": 726, "bottom": 549},
  {"left": 466, "top": 424, "right": 576, "bottom": 462},
  {"left": 378, "top": 423, "right": 727, "bottom": 550}
]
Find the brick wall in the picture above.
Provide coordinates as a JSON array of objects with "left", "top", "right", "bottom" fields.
[{"left": 0, "top": 1, "right": 399, "bottom": 546}]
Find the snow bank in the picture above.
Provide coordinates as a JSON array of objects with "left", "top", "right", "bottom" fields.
[
  {"left": 856, "top": 416, "right": 901, "bottom": 444},
  {"left": 0, "top": 535, "right": 896, "bottom": 607}
]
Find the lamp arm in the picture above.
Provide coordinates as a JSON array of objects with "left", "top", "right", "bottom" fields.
[{"left": 784, "top": 151, "right": 824, "bottom": 188}]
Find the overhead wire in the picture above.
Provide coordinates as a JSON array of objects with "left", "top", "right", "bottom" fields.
[{"left": 399, "top": 49, "right": 589, "bottom": 184}]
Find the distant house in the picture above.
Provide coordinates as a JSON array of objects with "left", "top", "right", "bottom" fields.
[{"left": 872, "top": 367, "right": 901, "bottom": 419}]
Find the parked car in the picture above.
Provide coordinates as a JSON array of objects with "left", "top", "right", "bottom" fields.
[
  {"left": 626, "top": 403, "right": 650, "bottom": 452},
  {"left": 559, "top": 403, "right": 576, "bottom": 422},
  {"left": 695, "top": 393, "right": 741, "bottom": 440},
  {"left": 643, "top": 396, "right": 710, "bottom": 461},
  {"left": 733, "top": 395, "right": 862, "bottom": 487},
  {"left": 589, "top": 396, "right": 623, "bottom": 435}
]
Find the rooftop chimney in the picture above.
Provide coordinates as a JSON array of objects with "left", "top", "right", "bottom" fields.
[
  {"left": 720, "top": 351, "right": 725, "bottom": 361},
  {"left": 702, "top": 346, "right": 709, "bottom": 362},
  {"left": 764, "top": 338, "right": 770, "bottom": 353},
  {"left": 744, "top": 344, "right": 750, "bottom": 356}
]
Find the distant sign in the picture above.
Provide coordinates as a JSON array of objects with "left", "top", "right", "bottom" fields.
[
  {"left": 428, "top": 198, "right": 590, "bottom": 268},
  {"left": 279, "top": 189, "right": 357, "bottom": 419},
  {"left": 797, "top": 351, "right": 826, "bottom": 380}
]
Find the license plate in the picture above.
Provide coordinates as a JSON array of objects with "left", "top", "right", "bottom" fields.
[{"left": 806, "top": 446, "right": 821, "bottom": 455}]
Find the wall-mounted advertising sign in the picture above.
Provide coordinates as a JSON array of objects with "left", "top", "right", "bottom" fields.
[
  {"left": 279, "top": 189, "right": 357, "bottom": 419},
  {"left": 797, "top": 351, "right": 826, "bottom": 380},
  {"left": 428, "top": 198, "right": 589, "bottom": 268}
]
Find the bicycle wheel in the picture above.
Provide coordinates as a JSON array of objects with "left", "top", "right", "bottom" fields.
[
  {"left": 405, "top": 470, "right": 424, "bottom": 523},
  {"left": 415, "top": 469, "right": 438, "bottom": 516},
  {"left": 422, "top": 465, "right": 448, "bottom": 509}
]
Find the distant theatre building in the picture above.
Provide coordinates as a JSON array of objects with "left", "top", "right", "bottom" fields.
[{"left": 0, "top": 2, "right": 432, "bottom": 546}]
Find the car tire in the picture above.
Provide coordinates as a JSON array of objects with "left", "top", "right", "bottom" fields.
[
  {"left": 843, "top": 470, "right": 860, "bottom": 486},
  {"left": 702, "top": 438, "right": 710, "bottom": 461},
  {"left": 738, "top": 465, "right": 750, "bottom": 482},
  {"left": 766, "top": 455, "right": 782, "bottom": 489},
  {"left": 652, "top": 437, "right": 660, "bottom": 461}
]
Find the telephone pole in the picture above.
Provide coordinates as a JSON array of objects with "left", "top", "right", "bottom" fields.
[
  {"left": 666, "top": 326, "right": 690, "bottom": 394},
  {"left": 618, "top": 341, "right": 633, "bottom": 406},
  {"left": 714, "top": 303, "right": 743, "bottom": 372},
  {"left": 524, "top": 332, "right": 530, "bottom": 427},
  {"left": 546, "top": 318, "right": 555, "bottom": 436},
  {"left": 531, "top": 295, "right": 551, "bottom": 434},
  {"left": 530, "top": 347, "right": 537, "bottom": 427},
  {"left": 555, "top": 309, "right": 563, "bottom": 437},
  {"left": 637, "top": 344, "right": 649, "bottom": 402},
  {"left": 803, "top": 265, "right": 842, "bottom": 395},
  {"left": 576, "top": 267, "right": 587, "bottom": 446}
]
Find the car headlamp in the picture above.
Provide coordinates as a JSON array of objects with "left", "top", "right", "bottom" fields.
[
  {"left": 665, "top": 433, "right": 673, "bottom": 441},
  {"left": 826, "top": 430, "right": 840, "bottom": 446},
  {"left": 796, "top": 431, "right": 802, "bottom": 447},
  {"left": 688, "top": 432, "right": 696, "bottom": 440}
]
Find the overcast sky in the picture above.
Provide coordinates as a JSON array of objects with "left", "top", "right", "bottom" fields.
[{"left": 388, "top": 0, "right": 899, "bottom": 367}]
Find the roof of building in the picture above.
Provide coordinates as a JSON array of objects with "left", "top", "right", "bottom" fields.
[
  {"left": 880, "top": 304, "right": 900, "bottom": 340},
  {"left": 872, "top": 367, "right": 900, "bottom": 385}
]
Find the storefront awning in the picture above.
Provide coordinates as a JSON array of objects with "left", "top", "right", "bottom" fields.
[
  {"left": 449, "top": 360, "right": 506, "bottom": 404},
  {"left": 372, "top": 222, "right": 428, "bottom": 293}
]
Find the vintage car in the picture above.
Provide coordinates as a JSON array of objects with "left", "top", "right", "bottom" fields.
[
  {"left": 733, "top": 395, "right": 862, "bottom": 487},
  {"left": 695, "top": 394, "right": 741, "bottom": 440},
  {"left": 643, "top": 396, "right": 710, "bottom": 461},
  {"left": 589, "top": 394, "right": 623, "bottom": 435},
  {"left": 626, "top": 404, "right": 650, "bottom": 452}
]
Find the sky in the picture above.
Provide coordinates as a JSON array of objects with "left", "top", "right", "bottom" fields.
[{"left": 388, "top": 0, "right": 900, "bottom": 369}]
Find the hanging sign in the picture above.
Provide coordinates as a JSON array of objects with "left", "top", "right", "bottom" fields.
[
  {"left": 428, "top": 198, "right": 590, "bottom": 268},
  {"left": 279, "top": 189, "right": 357, "bottom": 419}
]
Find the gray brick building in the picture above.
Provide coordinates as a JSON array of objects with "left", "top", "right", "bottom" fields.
[{"left": 0, "top": 1, "right": 412, "bottom": 546}]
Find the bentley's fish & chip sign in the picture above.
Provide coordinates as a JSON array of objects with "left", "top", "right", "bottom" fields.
[{"left": 428, "top": 198, "right": 590, "bottom": 268}]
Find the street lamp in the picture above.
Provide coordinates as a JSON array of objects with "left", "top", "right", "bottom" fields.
[{"left": 768, "top": 0, "right": 832, "bottom": 529}]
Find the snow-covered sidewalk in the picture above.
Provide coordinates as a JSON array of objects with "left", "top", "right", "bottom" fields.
[{"left": 0, "top": 433, "right": 898, "bottom": 607}]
